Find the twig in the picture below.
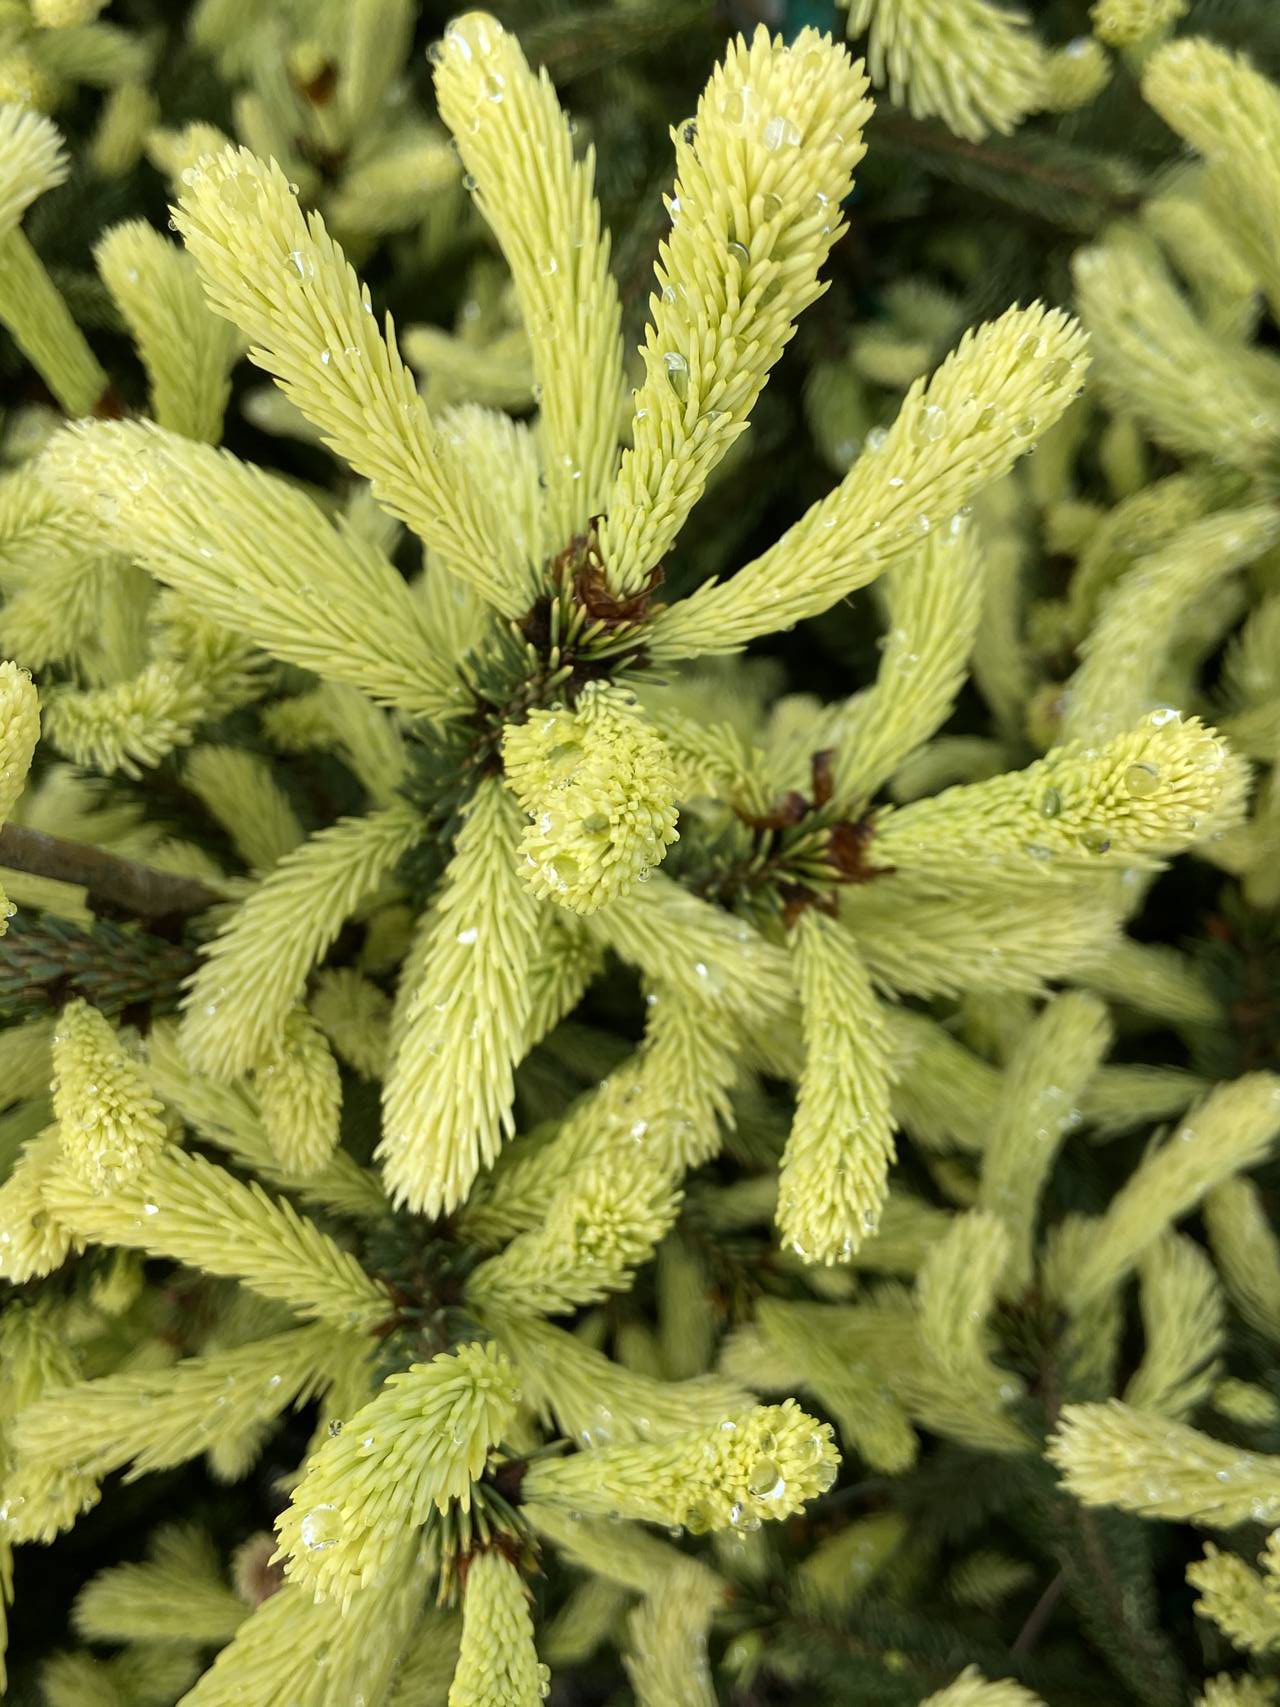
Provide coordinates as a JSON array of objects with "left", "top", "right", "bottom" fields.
[
  {"left": 523, "top": 0, "right": 713, "bottom": 82},
  {"left": 871, "top": 112, "right": 1144, "bottom": 219},
  {"left": 0, "top": 823, "right": 222, "bottom": 922},
  {"left": 1011, "top": 1569, "right": 1065, "bottom": 1656}
]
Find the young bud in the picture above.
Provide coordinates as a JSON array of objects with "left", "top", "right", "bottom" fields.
[
  {"left": 450, "top": 1549, "right": 547, "bottom": 1707},
  {"left": 523, "top": 1400, "right": 839, "bottom": 1535},
  {"left": 52, "top": 1002, "right": 168, "bottom": 1194},
  {"left": 503, "top": 684, "right": 678, "bottom": 915}
]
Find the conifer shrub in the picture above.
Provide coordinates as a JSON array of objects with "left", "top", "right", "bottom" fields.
[{"left": 0, "top": 3, "right": 1278, "bottom": 1705}]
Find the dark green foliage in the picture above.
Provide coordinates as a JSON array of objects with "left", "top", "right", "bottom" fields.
[{"left": 0, "top": 914, "right": 196, "bottom": 1023}]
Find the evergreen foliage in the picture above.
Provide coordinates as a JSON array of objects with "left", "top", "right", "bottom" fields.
[{"left": 0, "top": 2, "right": 1277, "bottom": 1704}]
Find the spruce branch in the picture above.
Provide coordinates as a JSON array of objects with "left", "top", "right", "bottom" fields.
[
  {"left": 846, "top": 0, "right": 1048, "bottom": 143},
  {"left": 520, "top": 0, "right": 715, "bottom": 83},
  {"left": 871, "top": 112, "right": 1148, "bottom": 229},
  {"left": 1041, "top": 1490, "right": 1187, "bottom": 1707},
  {"left": 0, "top": 911, "right": 198, "bottom": 1022}
]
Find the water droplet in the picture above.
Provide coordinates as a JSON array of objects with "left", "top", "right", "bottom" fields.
[
  {"left": 1124, "top": 762, "right": 1160, "bottom": 798},
  {"left": 747, "top": 1457, "right": 783, "bottom": 1498},
  {"left": 921, "top": 403, "right": 946, "bottom": 442},
  {"left": 549, "top": 854, "right": 580, "bottom": 888},
  {"left": 727, "top": 239, "right": 750, "bottom": 269},
  {"left": 660, "top": 281, "right": 691, "bottom": 326},
  {"left": 456, "top": 926, "right": 478, "bottom": 945},
  {"left": 218, "top": 173, "right": 259, "bottom": 215},
  {"left": 443, "top": 22, "right": 474, "bottom": 60},
  {"left": 762, "top": 114, "right": 801, "bottom": 151},
  {"left": 663, "top": 351, "right": 690, "bottom": 402},
  {"left": 300, "top": 1504, "right": 342, "bottom": 1551},
  {"left": 1040, "top": 787, "right": 1062, "bottom": 818}
]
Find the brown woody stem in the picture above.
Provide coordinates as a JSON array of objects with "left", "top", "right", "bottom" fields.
[{"left": 0, "top": 823, "right": 222, "bottom": 921}]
